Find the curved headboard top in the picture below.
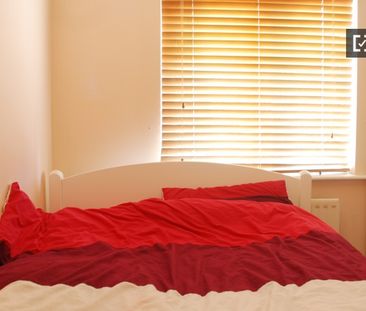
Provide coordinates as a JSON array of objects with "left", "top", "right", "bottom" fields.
[{"left": 48, "top": 162, "right": 311, "bottom": 212}]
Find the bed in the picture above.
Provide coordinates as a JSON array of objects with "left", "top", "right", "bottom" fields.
[{"left": 0, "top": 162, "right": 365, "bottom": 310}]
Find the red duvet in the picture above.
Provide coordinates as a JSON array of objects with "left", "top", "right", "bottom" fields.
[{"left": 0, "top": 183, "right": 365, "bottom": 295}]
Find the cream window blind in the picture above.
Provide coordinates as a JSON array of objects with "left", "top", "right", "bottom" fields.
[{"left": 161, "top": 0, "right": 353, "bottom": 172}]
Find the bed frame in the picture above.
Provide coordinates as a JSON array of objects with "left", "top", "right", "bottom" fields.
[{"left": 48, "top": 162, "right": 312, "bottom": 212}]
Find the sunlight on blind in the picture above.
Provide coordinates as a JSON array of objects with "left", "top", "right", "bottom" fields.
[{"left": 161, "top": 0, "right": 354, "bottom": 172}]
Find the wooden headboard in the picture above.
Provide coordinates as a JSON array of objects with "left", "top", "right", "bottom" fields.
[{"left": 48, "top": 162, "right": 311, "bottom": 212}]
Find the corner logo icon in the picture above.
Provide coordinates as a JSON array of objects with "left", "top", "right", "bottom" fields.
[{"left": 347, "top": 29, "right": 366, "bottom": 58}]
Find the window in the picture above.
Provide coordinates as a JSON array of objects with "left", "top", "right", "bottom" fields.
[{"left": 161, "top": 0, "right": 354, "bottom": 172}]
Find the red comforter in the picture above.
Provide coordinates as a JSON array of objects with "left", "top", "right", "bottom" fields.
[{"left": 0, "top": 183, "right": 365, "bottom": 296}]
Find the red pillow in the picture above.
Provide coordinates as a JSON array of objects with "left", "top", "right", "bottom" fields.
[
  {"left": 0, "top": 183, "right": 43, "bottom": 264},
  {"left": 162, "top": 180, "right": 289, "bottom": 201}
]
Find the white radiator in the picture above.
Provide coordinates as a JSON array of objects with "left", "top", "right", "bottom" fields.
[{"left": 310, "top": 198, "right": 340, "bottom": 232}]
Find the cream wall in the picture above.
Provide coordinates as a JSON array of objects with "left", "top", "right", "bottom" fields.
[
  {"left": 0, "top": 0, "right": 51, "bottom": 209},
  {"left": 50, "top": 0, "right": 161, "bottom": 176}
]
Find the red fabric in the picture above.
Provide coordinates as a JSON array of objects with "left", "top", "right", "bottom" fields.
[
  {"left": 0, "top": 184, "right": 365, "bottom": 296},
  {"left": 0, "top": 231, "right": 365, "bottom": 294},
  {"left": 0, "top": 184, "right": 332, "bottom": 258},
  {"left": 162, "top": 180, "right": 289, "bottom": 200},
  {"left": 0, "top": 183, "right": 43, "bottom": 254}
]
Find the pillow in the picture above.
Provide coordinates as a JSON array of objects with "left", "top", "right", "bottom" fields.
[
  {"left": 0, "top": 182, "right": 43, "bottom": 265},
  {"left": 162, "top": 180, "right": 290, "bottom": 202}
]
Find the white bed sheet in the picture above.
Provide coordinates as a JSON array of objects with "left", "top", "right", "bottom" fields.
[{"left": 1, "top": 279, "right": 366, "bottom": 311}]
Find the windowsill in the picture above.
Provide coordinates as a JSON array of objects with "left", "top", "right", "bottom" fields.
[
  {"left": 285, "top": 171, "right": 366, "bottom": 180},
  {"left": 311, "top": 173, "right": 366, "bottom": 181}
]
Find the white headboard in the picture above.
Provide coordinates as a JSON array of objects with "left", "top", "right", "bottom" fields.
[{"left": 48, "top": 162, "right": 311, "bottom": 212}]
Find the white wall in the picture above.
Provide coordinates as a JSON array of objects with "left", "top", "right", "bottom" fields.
[
  {"left": 0, "top": 0, "right": 51, "bottom": 209},
  {"left": 51, "top": 0, "right": 161, "bottom": 176}
]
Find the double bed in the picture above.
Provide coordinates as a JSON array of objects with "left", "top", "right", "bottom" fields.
[{"left": 0, "top": 162, "right": 365, "bottom": 310}]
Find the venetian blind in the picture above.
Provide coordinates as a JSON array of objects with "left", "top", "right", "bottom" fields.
[{"left": 161, "top": 0, "right": 353, "bottom": 172}]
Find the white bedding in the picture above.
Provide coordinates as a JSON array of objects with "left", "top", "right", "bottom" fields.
[{"left": 1, "top": 279, "right": 366, "bottom": 311}]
